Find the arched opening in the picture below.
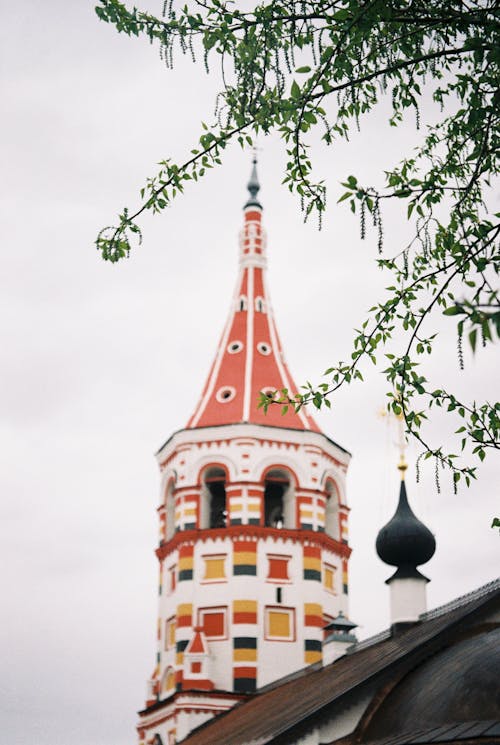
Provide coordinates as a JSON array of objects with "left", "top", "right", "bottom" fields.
[
  {"left": 325, "top": 480, "right": 340, "bottom": 539},
  {"left": 165, "top": 477, "right": 176, "bottom": 541},
  {"left": 255, "top": 296, "right": 266, "bottom": 313},
  {"left": 203, "top": 466, "right": 227, "bottom": 529},
  {"left": 162, "top": 666, "right": 175, "bottom": 694},
  {"left": 264, "top": 469, "right": 293, "bottom": 528}
]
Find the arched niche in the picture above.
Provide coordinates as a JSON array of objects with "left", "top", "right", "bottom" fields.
[
  {"left": 200, "top": 465, "right": 228, "bottom": 529},
  {"left": 161, "top": 666, "right": 175, "bottom": 695},
  {"left": 324, "top": 478, "right": 340, "bottom": 540},
  {"left": 164, "top": 474, "right": 177, "bottom": 541},
  {"left": 263, "top": 467, "right": 295, "bottom": 529}
]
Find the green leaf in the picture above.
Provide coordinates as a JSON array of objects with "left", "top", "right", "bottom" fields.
[
  {"left": 469, "top": 328, "right": 477, "bottom": 353},
  {"left": 291, "top": 80, "right": 300, "bottom": 99}
]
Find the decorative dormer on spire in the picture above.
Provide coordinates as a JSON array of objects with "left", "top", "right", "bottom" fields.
[
  {"left": 376, "top": 455, "right": 436, "bottom": 627},
  {"left": 138, "top": 161, "right": 352, "bottom": 745}
]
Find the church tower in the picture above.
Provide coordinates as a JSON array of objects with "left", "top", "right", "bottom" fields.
[{"left": 137, "top": 161, "right": 352, "bottom": 745}]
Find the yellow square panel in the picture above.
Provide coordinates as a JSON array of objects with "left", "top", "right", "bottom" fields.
[
  {"left": 203, "top": 556, "right": 226, "bottom": 580},
  {"left": 267, "top": 608, "right": 293, "bottom": 639}
]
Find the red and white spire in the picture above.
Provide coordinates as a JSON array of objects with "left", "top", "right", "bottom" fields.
[{"left": 187, "top": 159, "right": 320, "bottom": 432}]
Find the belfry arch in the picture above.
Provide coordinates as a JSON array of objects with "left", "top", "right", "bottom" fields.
[
  {"left": 324, "top": 478, "right": 340, "bottom": 540},
  {"left": 263, "top": 467, "right": 295, "bottom": 529},
  {"left": 164, "top": 474, "right": 176, "bottom": 541},
  {"left": 200, "top": 465, "right": 228, "bottom": 529}
]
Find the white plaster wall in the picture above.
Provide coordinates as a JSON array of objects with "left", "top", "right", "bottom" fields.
[
  {"left": 152, "top": 422, "right": 351, "bottom": 711},
  {"left": 390, "top": 577, "right": 427, "bottom": 623},
  {"left": 175, "top": 709, "right": 215, "bottom": 743},
  {"left": 317, "top": 691, "right": 374, "bottom": 742},
  {"left": 292, "top": 730, "right": 320, "bottom": 745}
]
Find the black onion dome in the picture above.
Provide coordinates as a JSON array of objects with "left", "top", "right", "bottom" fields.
[
  {"left": 376, "top": 479, "right": 436, "bottom": 581},
  {"left": 244, "top": 157, "right": 262, "bottom": 209}
]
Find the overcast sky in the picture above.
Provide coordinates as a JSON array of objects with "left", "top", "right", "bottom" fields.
[{"left": 1, "top": 3, "right": 498, "bottom": 744}]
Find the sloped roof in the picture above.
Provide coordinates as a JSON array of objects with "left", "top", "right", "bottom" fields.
[
  {"left": 179, "top": 580, "right": 500, "bottom": 745},
  {"left": 362, "top": 720, "right": 500, "bottom": 745}
]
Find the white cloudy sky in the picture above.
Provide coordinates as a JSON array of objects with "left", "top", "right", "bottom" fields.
[{"left": 1, "top": 3, "right": 498, "bottom": 744}]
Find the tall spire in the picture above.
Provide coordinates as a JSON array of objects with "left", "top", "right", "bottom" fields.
[
  {"left": 244, "top": 156, "right": 262, "bottom": 209},
  {"left": 186, "top": 159, "right": 319, "bottom": 432}
]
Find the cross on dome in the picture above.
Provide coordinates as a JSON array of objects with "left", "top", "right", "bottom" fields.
[{"left": 186, "top": 159, "right": 320, "bottom": 432}]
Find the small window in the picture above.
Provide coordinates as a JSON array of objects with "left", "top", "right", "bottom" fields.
[
  {"left": 227, "top": 340, "right": 243, "bottom": 354},
  {"left": 267, "top": 554, "right": 291, "bottom": 582},
  {"left": 190, "top": 661, "right": 202, "bottom": 674},
  {"left": 261, "top": 387, "right": 277, "bottom": 401},
  {"left": 198, "top": 607, "right": 227, "bottom": 640},
  {"left": 216, "top": 386, "right": 236, "bottom": 403},
  {"left": 168, "top": 565, "right": 177, "bottom": 594},
  {"left": 257, "top": 341, "right": 272, "bottom": 355},
  {"left": 202, "top": 554, "right": 227, "bottom": 582},
  {"left": 323, "top": 563, "right": 336, "bottom": 593},
  {"left": 165, "top": 616, "right": 176, "bottom": 650},
  {"left": 265, "top": 606, "right": 295, "bottom": 641},
  {"left": 255, "top": 296, "right": 266, "bottom": 313},
  {"left": 238, "top": 295, "right": 248, "bottom": 311}
]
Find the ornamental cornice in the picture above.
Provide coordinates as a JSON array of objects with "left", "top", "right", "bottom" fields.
[
  {"left": 155, "top": 526, "right": 351, "bottom": 560},
  {"left": 157, "top": 424, "right": 350, "bottom": 471}
]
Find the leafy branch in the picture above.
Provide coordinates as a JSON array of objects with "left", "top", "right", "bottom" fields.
[{"left": 95, "top": 0, "right": 500, "bottom": 509}]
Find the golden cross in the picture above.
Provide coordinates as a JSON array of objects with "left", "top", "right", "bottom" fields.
[{"left": 377, "top": 406, "right": 408, "bottom": 479}]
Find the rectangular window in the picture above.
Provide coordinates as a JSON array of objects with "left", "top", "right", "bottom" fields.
[
  {"left": 202, "top": 554, "right": 226, "bottom": 582},
  {"left": 264, "top": 606, "right": 295, "bottom": 641},
  {"left": 198, "top": 607, "right": 227, "bottom": 640},
  {"left": 266, "top": 554, "right": 291, "bottom": 582},
  {"left": 168, "top": 565, "right": 177, "bottom": 594},
  {"left": 323, "top": 563, "right": 336, "bottom": 593},
  {"left": 165, "top": 616, "right": 176, "bottom": 650},
  {"left": 190, "top": 661, "right": 202, "bottom": 674},
  {"left": 168, "top": 730, "right": 176, "bottom": 745}
]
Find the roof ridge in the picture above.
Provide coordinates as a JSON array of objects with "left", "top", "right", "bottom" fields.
[
  {"left": 346, "top": 577, "right": 500, "bottom": 655},
  {"left": 420, "top": 577, "right": 500, "bottom": 621}
]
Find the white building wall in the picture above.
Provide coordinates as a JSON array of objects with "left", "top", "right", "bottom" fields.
[{"left": 140, "top": 423, "right": 351, "bottom": 741}]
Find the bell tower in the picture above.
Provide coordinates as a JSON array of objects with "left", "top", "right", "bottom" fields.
[{"left": 137, "top": 161, "right": 352, "bottom": 745}]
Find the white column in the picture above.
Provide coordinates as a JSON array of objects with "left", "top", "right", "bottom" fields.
[{"left": 389, "top": 577, "right": 427, "bottom": 624}]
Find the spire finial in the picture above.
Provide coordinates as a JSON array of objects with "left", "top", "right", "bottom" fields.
[
  {"left": 395, "top": 411, "right": 408, "bottom": 480},
  {"left": 377, "top": 406, "right": 408, "bottom": 480},
  {"left": 244, "top": 153, "right": 262, "bottom": 209}
]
